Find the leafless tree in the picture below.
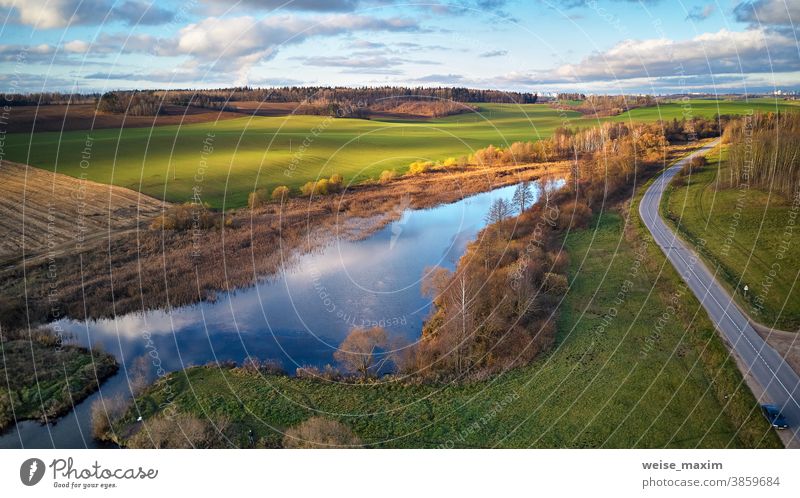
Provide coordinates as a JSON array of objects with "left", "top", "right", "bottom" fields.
[{"left": 334, "top": 326, "right": 390, "bottom": 378}]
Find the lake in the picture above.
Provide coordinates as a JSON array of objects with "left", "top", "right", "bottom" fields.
[{"left": 0, "top": 179, "right": 557, "bottom": 448}]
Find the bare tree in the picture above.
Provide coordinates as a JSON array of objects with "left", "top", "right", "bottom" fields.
[
  {"left": 512, "top": 181, "right": 534, "bottom": 212},
  {"left": 334, "top": 326, "right": 390, "bottom": 378},
  {"left": 485, "top": 197, "right": 511, "bottom": 224}
]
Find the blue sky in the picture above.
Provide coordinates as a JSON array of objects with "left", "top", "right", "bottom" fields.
[{"left": 0, "top": 0, "right": 798, "bottom": 94}]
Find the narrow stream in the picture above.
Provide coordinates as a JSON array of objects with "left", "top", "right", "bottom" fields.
[{"left": 1, "top": 180, "right": 558, "bottom": 448}]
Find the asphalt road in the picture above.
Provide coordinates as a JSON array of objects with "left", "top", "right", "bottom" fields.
[{"left": 640, "top": 139, "right": 800, "bottom": 447}]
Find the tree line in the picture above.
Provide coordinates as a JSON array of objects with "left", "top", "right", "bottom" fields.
[{"left": 724, "top": 111, "right": 800, "bottom": 199}]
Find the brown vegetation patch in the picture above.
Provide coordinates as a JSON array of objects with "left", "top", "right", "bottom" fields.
[
  {"left": 1, "top": 104, "right": 245, "bottom": 133},
  {"left": 0, "top": 161, "right": 165, "bottom": 268}
]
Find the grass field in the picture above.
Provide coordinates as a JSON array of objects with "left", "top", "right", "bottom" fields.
[
  {"left": 118, "top": 211, "right": 779, "bottom": 448},
  {"left": 4, "top": 100, "right": 797, "bottom": 209},
  {"left": 0, "top": 337, "right": 117, "bottom": 431},
  {"left": 663, "top": 147, "right": 800, "bottom": 331}
]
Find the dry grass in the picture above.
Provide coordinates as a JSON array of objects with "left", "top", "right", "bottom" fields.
[{"left": 0, "top": 161, "right": 164, "bottom": 267}]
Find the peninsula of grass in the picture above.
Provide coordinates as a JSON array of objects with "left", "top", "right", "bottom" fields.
[
  {"left": 0, "top": 329, "right": 118, "bottom": 431},
  {"left": 662, "top": 147, "right": 800, "bottom": 331},
  {"left": 112, "top": 210, "right": 779, "bottom": 448}
]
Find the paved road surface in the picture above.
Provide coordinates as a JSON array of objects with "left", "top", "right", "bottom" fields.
[{"left": 640, "top": 139, "right": 800, "bottom": 447}]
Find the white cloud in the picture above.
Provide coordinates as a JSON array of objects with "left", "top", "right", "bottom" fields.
[
  {"left": 734, "top": 0, "right": 800, "bottom": 26},
  {"left": 169, "top": 14, "right": 419, "bottom": 82},
  {"left": 509, "top": 27, "right": 799, "bottom": 84},
  {"left": 0, "top": 0, "right": 174, "bottom": 29}
]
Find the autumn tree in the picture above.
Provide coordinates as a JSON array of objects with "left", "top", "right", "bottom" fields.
[
  {"left": 485, "top": 198, "right": 511, "bottom": 224},
  {"left": 379, "top": 170, "right": 396, "bottom": 183},
  {"left": 512, "top": 181, "right": 534, "bottom": 212},
  {"left": 422, "top": 266, "right": 480, "bottom": 375},
  {"left": 271, "top": 185, "right": 290, "bottom": 201},
  {"left": 248, "top": 189, "right": 268, "bottom": 209},
  {"left": 333, "top": 326, "right": 389, "bottom": 378}
]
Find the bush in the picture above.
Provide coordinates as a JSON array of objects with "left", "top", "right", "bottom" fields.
[
  {"left": 328, "top": 173, "right": 344, "bottom": 193},
  {"left": 149, "top": 203, "right": 221, "bottom": 231},
  {"left": 90, "top": 395, "right": 128, "bottom": 440},
  {"left": 282, "top": 417, "right": 362, "bottom": 448},
  {"left": 379, "top": 170, "right": 396, "bottom": 183},
  {"left": 557, "top": 201, "right": 592, "bottom": 230},
  {"left": 271, "top": 185, "right": 290, "bottom": 201},
  {"left": 300, "top": 175, "right": 343, "bottom": 197},
  {"left": 543, "top": 272, "right": 569, "bottom": 296},
  {"left": 300, "top": 179, "right": 328, "bottom": 197},
  {"left": 408, "top": 160, "right": 435, "bottom": 175},
  {"left": 247, "top": 189, "right": 268, "bottom": 209}
]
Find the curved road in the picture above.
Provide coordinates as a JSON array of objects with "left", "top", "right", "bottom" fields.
[{"left": 640, "top": 139, "right": 800, "bottom": 448}]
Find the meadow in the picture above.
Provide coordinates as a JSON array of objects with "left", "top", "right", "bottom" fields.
[
  {"left": 116, "top": 212, "right": 779, "bottom": 448},
  {"left": 663, "top": 147, "right": 800, "bottom": 331},
  {"left": 3, "top": 99, "right": 796, "bottom": 209}
]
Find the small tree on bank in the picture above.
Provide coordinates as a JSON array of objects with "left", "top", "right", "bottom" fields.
[
  {"left": 512, "top": 181, "right": 534, "bottom": 212},
  {"left": 485, "top": 198, "right": 511, "bottom": 225},
  {"left": 333, "top": 326, "right": 389, "bottom": 379}
]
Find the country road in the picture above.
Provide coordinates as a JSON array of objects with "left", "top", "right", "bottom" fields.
[{"left": 640, "top": 139, "right": 800, "bottom": 448}]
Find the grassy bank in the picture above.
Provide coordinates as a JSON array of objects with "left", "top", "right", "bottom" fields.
[
  {"left": 4, "top": 100, "right": 794, "bottom": 209},
  {"left": 0, "top": 331, "right": 118, "bottom": 431},
  {"left": 662, "top": 147, "right": 800, "bottom": 330},
  {"left": 112, "top": 209, "right": 779, "bottom": 448}
]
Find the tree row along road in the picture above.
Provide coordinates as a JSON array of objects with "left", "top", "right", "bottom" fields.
[{"left": 640, "top": 139, "right": 800, "bottom": 448}]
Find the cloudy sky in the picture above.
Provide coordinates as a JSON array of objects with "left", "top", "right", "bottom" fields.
[{"left": 0, "top": 0, "right": 798, "bottom": 94}]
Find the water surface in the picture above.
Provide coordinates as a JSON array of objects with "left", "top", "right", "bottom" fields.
[{"left": 1, "top": 180, "right": 555, "bottom": 448}]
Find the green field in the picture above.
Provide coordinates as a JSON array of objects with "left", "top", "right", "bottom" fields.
[
  {"left": 5, "top": 100, "right": 798, "bottom": 208},
  {"left": 612, "top": 98, "right": 800, "bottom": 123},
  {"left": 0, "top": 338, "right": 117, "bottom": 431},
  {"left": 663, "top": 147, "right": 800, "bottom": 330},
  {"left": 119, "top": 211, "right": 779, "bottom": 448}
]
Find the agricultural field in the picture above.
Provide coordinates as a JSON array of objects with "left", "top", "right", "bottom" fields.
[
  {"left": 0, "top": 161, "right": 164, "bottom": 266},
  {"left": 612, "top": 98, "right": 800, "bottom": 123},
  {"left": 3, "top": 100, "right": 796, "bottom": 209},
  {"left": 662, "top": 147, "right": 800, "bottom": 331},
  {"left": 114, "top": 212, "right": 779, "bottom": 448}
]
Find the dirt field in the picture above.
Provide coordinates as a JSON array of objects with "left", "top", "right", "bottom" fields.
[
  {"left": 0, "top": 161, "right": 165, "bottom": 267},
  {"left": 0, "top": 104, "right": 245, "bottom": 133}
]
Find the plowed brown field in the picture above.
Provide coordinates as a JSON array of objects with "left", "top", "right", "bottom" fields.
[{"left": 0, "top": 161, "right": 164, "bottom": 266}]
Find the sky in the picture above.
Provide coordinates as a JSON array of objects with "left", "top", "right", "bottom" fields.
[{"left": 0, "top": 0, "right": 798, "bottom": 94}]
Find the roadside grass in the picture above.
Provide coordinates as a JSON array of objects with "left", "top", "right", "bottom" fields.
[
  {"left": 662, "top": 147, "right": 800, "bottom": 331},
  {"left": 4, "top": 100, "right": 794, "bottom": 209},
  {"left": 116, "top": 211, "right": 780, "bottom": 448}
]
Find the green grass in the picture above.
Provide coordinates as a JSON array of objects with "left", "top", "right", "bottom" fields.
[
  {"left": 5, "top": 100, "right": 795, "bottom": 209},
  {"left": 663, "top": 147, "right": 800, "bottom": 330},
  {"left": 119, "top": 211, "right": 780, "bottom": 448},
  {"left": 2, "top": 104, "right": 579, "bottom": 209},
  {"left": 0, "top": 340, "right": 118, "bottom": 430},
  {"left": 611, "top": 98, "right": 800, "bottom": 123}
]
